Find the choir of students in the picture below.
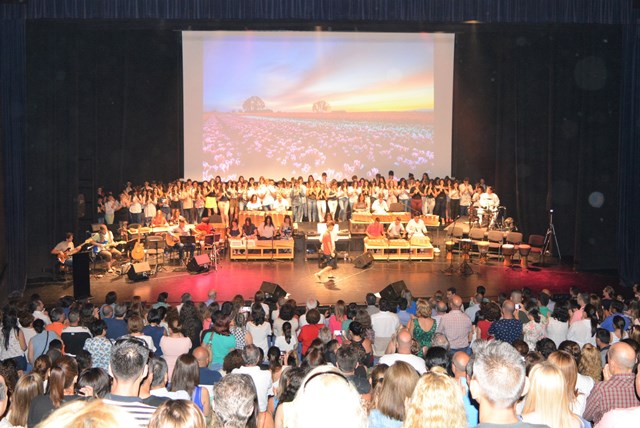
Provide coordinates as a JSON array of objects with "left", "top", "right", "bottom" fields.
[{"left": 95, "top": 171, "right": 494, "bottom": 229}]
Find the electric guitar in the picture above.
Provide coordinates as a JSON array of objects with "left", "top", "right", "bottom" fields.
[{"left": 56, "top": 239, "right": 90, "bottom": 264}]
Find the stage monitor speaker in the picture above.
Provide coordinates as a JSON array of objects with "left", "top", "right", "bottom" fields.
[
  {"left": 353, "top": 251, "right": 374, "bottom": 269},
  {"left": 260, "top": 281, "right": 288, "bottom": 301},
  {"left": 187, "top": 254, "right": 211, "bottom": 273},
  {"left": 72, "top": 251, "right": 91, "bottom": 299},
  {"left": 127, "top": 261, "right": 151, "bottom": 282},
  {"left": 377, "top": 280, "right": 407, "bottom": 302}
]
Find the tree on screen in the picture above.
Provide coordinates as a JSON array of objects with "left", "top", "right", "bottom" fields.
[
  {"left": 242, "top": 96, "right": 266, "bottom": 112},
  {"left": 312, "top": 100, "right": 331, "bottom": 112}
]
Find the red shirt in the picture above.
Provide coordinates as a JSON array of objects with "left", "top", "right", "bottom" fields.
[
  {"left": 298, "top": 324, "right": 323, "bottom": 355},
  {"left": 321, "top": 232, "right": 333, "bottom": 255},
  {"left": 366, "top": 222, "right": 384, "bottom": 237}
]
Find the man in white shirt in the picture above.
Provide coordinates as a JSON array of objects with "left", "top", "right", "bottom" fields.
[
  {"left": 370, "top": 298, "right": 401, "bottom": 358},
  {"left": 232, "top": 345, "right": 273, "bottom": 412},
  {"left": 386, "top": 217, "right": 405, "bottom": 239},
  {"left": 370, "top": 194, "right": 388, "bottom": 215},
  {"left": 272, "top": 194, "right": 290, "bottom": 213},
  {"left": 459, "top": 178, "right": 474, "bottom": 217},
  {"left": 379, "top": 329, "right": 427, "bottom": 374},
  {"left": 479, "top": 186, "right": 500, "bottom": 210},
  {"left": 405, "top": 213, "right": 427, "bottom": 238}
]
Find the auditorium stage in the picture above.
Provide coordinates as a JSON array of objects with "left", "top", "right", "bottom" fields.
[{"left": 28, "top": 251, "right": 617, "bottom": 306}]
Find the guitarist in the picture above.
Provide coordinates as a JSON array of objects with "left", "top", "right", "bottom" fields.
[
  {"left": 90, "top": 224, "right": 122, "bottom": 273},
  {"left": 169, "top": 217, "right": 196, "bottom": 262},
  {"left": 51, "top": 232, "right": 80, "bottom": 271}
]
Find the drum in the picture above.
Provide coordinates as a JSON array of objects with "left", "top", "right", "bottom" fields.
[
  {"left": 477, "top": 241, "right": 490, "bottom": 264},
  {"left": 502, "top": 244, "right": 515, "bottom": 267},
  {"left": 460, "top": 239, "right": 473, "bottom": 261},
  {"left": 445, "top": 240, "right": 455, "bottom": 260},
  {"left": 518, "top": 244, "right": 531, "bottom": 270}
]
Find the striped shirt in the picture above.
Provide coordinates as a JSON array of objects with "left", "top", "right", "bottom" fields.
[{"left": 103, "top": 394, "right": 157, "bottom": 427}]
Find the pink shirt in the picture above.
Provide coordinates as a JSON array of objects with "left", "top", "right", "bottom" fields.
[{"left": 160, "top": 336, "right": 192, "bottom": 379}]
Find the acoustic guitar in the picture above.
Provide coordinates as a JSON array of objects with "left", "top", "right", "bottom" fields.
[
  {"left": 165, "top": 232, "right": 179, "bottom": 248},
  {"left": 131, "top": 233, "right": 145, "bottom": 261}
]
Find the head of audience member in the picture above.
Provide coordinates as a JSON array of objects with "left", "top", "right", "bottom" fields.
[
  {"left": 558, "top": 340, "right": 582, "bottom": 368},
  {"left": 424, "top": 347, "right": 451, "bottom": 373},
  {"left": 49, "top": 307, "right": 65, "bottom": 324},
  {"left": 241, "top": 345, "right": 261, "bottom": 367},
  {"left": 524, "top": 352, "right": 545, "bottom": 376},
  {"left": 318, "top": 327, "right": 332, "bottom": 345},
  {"left": 365, "top": 293, "right": 377, "bottom": 307},
  {"left": 6, "top": 373, "right": 43, "bottom": 427},
  {"left": 192, "top": 346, "right": 210, "bottom": 369},
  {"left": 36, "top": 399, "right": 140, "bottom": 428},
  {"left": 451, "top": 351, "right": 470, "bottom": 379},
  {"left": 101, "top": 304, "right": 114, "bottom": 319},
  {"left": 394, "top": 329, "right": 413, "bottom": 355},
  {"left": 77, "top": 367, "right": 111, "bottom": 398},
  {"left": 223, "top": 350, "right": 244, "bottom": 374},
  {"left": 404, "top": 366, "right": 467, "bottom": 428},
  {"left": 336, "top": 345, "right": 359, "bottom": 375},
  {"left": 579, "top": 343, "right": 603, "bottom": 383},
  {"left": 305, "top": 298, "right": 319, "bottom": 313},
  {"left": 535, "top": 338, "right": 557, "bottom": 359},
  {"left": 372, "top": 362, "right": 419, "bottom": 423},
  {"left": 512, "top": 340, "right": 529, "bottom": 357},
  {"left": 306, "top": 309, "right": 321, "bottom": 326},
  {"left": 431, "top": 333, "right": 450, "bottom": 352},
  {"left": 595, "top": 328, "right": 611, "bottom": 351},
  {"left": 449, "top": 295, "right": 463, "bottom": 311},
  {"left": 114, "top": 303, "right": 127, "bottom": 319},
  {"left": 510, "top": 290, "right": 523, "bottom": 305},
  {"left": 522, "top": 362, "right": 577, "bottom": 428},
  {"left": 551, "top": 300, "right": 570, "bottom": 323},
  {"left": 378, "top": 298, "right": 394, "bottom": 313},
  {"left": 436, "top": 301, "right": 448, "bottom": 315},
  {"left": 446, "top": 287, "right": 457, "bottom": 302},
  {"left": 211, "top": 373, "right": 257, "bottom": 428},
  {"left": 149, "top": 399, "right": 206, "bottom": 428},
  {"left": 109, "top": 337, "right": 150, "bottom": 396},
  {"left": 501, "top": 300, "right": 516, "bottom": 319},
  {"left": 291, "top": 366, "right": 367, "bottom": 428},
  {"left": 547, "top": 351, "right": 580, "bottom": 404},
  {"left": 606, "top": 342, "right": 636, "bottom": 376},
  {"left": 470, "top": 341, "right": 527, "bottom": 422},
  {"left": 170, "top": 354, "right": 200, "bottom": 396}
]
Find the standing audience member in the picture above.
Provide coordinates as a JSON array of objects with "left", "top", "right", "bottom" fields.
[
  {"left": 436, "top": 296, "right": 472, "bottom": 353},
  {"left": 169, "top": 354, "right": 211, "bottom": 418},
  {"left": 370, "top": 298, "right": 401, "bottom": 359},
  {"left": 148, "top": 400, "right": 207, "bottom": 428},
  {"left": 488, "top": 301, "right": 522, "bottom": 345}
]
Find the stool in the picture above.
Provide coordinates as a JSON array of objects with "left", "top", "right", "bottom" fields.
[
  {"left": 518, "top": 244, "right": 531, "bottom": 270},
  {"left": 502, "top": 244, "right": 515, "bottom": 267},
  {"left": 445, "top": 241, "right": 455, "bottom": 260},
  {"left": 477, "top": 241, "right": 490, "bottom": 264}
]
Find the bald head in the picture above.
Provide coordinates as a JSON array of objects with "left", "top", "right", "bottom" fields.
[
  {"left": 452, "top": 351, "right": 470, "bottom": 378},
  {"left": 608, "top": 342, "right": 636, "bottom": 374},
  {"left": 451, "top": 295, "right": 463, "bottom": 310},
  {"left": 502, "top": 300, "right": 515, "bottom": 318},
  {"left": 396, "top": 329, "right": 413, "bottom": 354},
  {"left": 192, "top": 346, "right": 210, "bottom": 368}
]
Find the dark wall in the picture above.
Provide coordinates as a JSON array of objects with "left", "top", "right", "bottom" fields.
[
  {"left": 25, "top": 22, "right": 621, "bottom": 278},
  {"left": 453, "top": 26, "right": 621, "bottom": 270},
  {"left": 26, "top": 23, "right": 182, "bottom": 277}
]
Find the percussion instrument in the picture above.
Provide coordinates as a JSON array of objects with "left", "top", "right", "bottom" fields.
[
  {"left": 477, "top": 241, "right": 490, "bottom": 264},
  {"left": 518, "top": 244, "right": 531, "bottom": 270},
  {"left": 501, "top": 244, "right": 515, "bottom": 267},
  {"left": 445, "top": 240, "right": 455, "bottom": 260},
  {"left": 460, "top": 239, "right": 473, "bottom": 261}
]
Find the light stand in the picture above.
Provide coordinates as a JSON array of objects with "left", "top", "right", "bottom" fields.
[{"left": 540, "top": 209, "right": 561, "bottom": 265}]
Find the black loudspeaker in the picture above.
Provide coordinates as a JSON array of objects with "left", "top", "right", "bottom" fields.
[
  {"left": 353, "top": 251, "right": 374, "bottom": 269},
  {"left": 127, "top": 262, "right": 151, "bottom": 281},
  {"left": 378, "top": 280, "right": 407, "bottom": 302},
  {"left": 187, "top": 254, "right": 211, "bottom": 273},
  {"left": 260, "top": 281, "right": 288, "bottom": 301},
  {"left": 72, "top": 251, "right": 91, "bottom": 299}
]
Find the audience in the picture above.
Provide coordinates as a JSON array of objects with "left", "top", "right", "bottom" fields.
[{"left": 0, "top": 283, "right": 637, "bottom": 428}]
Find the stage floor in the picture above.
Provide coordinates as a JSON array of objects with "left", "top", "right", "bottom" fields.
[{"left": 27, "top": 251, "right": 617, "bottom": 306}]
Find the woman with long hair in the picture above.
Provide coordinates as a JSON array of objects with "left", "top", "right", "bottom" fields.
[
  {"left": 149, "top": 399, "right": 207, "bottom": 428},
  {"left": 0, "top": 311, "right": 27, "bottom": 372},
  {"left": 567, "top": 304, "right": 598, "bottom": 347},
  {"left": 327, "top": 300, "right": 347, "bottom": 343},
  {"left": 369, "top": 362, "right": 419, "bottom": 428},
  {"left": 1, "top": 373, "right": 43, "bottom": 428},
  {"left": 274, "top": 322, "right": 298, "bottom": 354},
  {"left": 547, "top": 301, "right": 570, "bottom": 347},
  {"left": 547, "top": 351, "right": 588, "bottom": 417},
  {"left": 170, "top": 354, "right": 211, "bottom": 418},
  {"left": 160, "top": 315, "right": 193, "bottom": 379},
  {"left": 179, "top": 301, "right": 203, "bottom": 352},
  {"left": 202, "top": 311, "right": 236, "bottom": 371},
  {"left": 403, "top": 366, "right": 467, "bottom": 428},
  {"left": 521, "top": 362, "right": 587, "bottom": 428},
  {"left": 247, "top": 304, "right": 272, "bottom": 360},
  {"left": 578, "top": 343, "right": 603, "bottom": 384},
  {"left": 27, "top": 356, "right": 81, "bottom": 427}
]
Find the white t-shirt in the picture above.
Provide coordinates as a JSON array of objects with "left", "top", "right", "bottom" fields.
[
  {"left": 274, "top": 335, "right": 298, "bottom": 354},
  {"left": 246, "top": 322, "right": 272, "bottom": 358},
  {"left": 378, "top": 353, "right": 427, "bottom": 375},
  {"left": 233, "top": 365, "right": 273, "bottom": 412}
]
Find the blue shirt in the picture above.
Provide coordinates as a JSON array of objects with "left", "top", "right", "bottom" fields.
[
  {"left": 488, "top": 319, "right": 522, "bottom": 344},
  {"left": 103, "top": 318, "right": 128, "bottom": 340},
  {"left": 368, "top": 409, "right": 402, "bottom": 428},
  {"left": 600, "top": 314, "right": 631, "bottom": 332},
  {"left": 143, "top": 325, "right": 165, "bottom": 356},
  {"left": 199, "top": 367, "right": 222, "bottom": 385},
  {"left": 460, "top": 377, "right": 479, "bottom": 427}
]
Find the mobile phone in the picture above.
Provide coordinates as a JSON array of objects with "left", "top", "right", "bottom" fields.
[
  {"left": 334, "top": 330, "right": 342, "bottom": 337},
  {"left": 515, "top": 303, "right": 522, "bottom": 310},
  {"left": 240, "top": 306, "right": 251, "bottom": 313}
]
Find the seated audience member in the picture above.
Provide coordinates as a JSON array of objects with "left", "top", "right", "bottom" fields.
[
  {"left": 192, "top": 346, "right": 222, "bottom": 385},
  {"left": 335, "top": 345, "right": 370, "bottom": 396},
  {"left": 469, "top": 340, "right": 548, "bottom": 428},
  {"left": 405, "top": 366, "right": 468, "bottom": 428},
  {"left": 102, "top": 304, "right": 128, "bottom": 341},
  {"left": 211, "top": 374, "right": 259, "bottom": 428},
  {"left": 547, "top": 350, "right": 589, "bottom": 417},
  {"left": 28, "top": 319, "right": 60, "bottom": 365},
  {"left": 148, "top": 357, "right": 188, "bottom": 402},
  {"left": 60, "top": 310, "right": 92, "bottom": 356},
  {"left": 522, "top": 361, "right": 590, "bottom": 428},
  {"left": 370, "top": 298, "right": 400, "bottom": 358},
  {"left": 595, "top": 363, "right": 640, "bottom": 427},
  {"left": 232, "top": 344, "right": 273, "bottom": 413},
  {"left": 83, "top": 319, "right": 113, "bottom": 372},
  {"left": 148, "top": 399, "right": 207, "bottom": 428},
  {"left": 379, "top": 329, "right": 427, "bottom": 375},
  {"left": 34, "top": 399, "right": 139, "bottom": 428},
  {"left": 298, "top": 309, "right": 324, "bottom": 356},
  {"left": 488, "top": 300, "right": 523, "bottom": 345},
  {"left": 599, "top": 300, "right": 631, "bottom": 333},
  {"left": 77, "top": 367, "right": 111, "bottom": 399},
  {"left": 290, "top": 366, "right": 367, "bottom": 428},
  {"left": 584, "top": 342, "right": 640, "bottom": 425},
  {"left": 424, "top": 346, "right": 451, "bottom": 372},
  {"left": 368, "top": 361, "right": 419, "bottom": 427},
  {"left": 3, "top": 373, "right": 43, "bottom": 428},
  {"left": 102, "top": 338, "right": 158, "bottom": 425},
  {"left": 451, "top": 351, "right": 479, "bottom": 427},
  {"left": 168, "top": 354, "right": 211, "bottom": 418}
]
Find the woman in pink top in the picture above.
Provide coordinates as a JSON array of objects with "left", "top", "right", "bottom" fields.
[
  {"left": 327, "top": 300, "right": 347, "bottom": 343},
  {"left": 160, "top": 315, "right": 192, "bottom": 378}
]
